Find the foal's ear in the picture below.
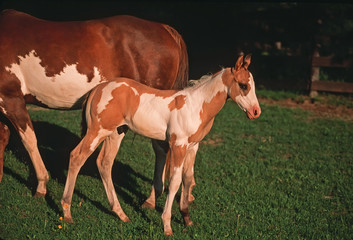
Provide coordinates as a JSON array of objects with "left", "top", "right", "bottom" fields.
[
  {"left": 243, "top": 54, "right": 252, "bottom": 70},
  {"left": 235, "top": 55, "right": 244, "bottom": 71}
]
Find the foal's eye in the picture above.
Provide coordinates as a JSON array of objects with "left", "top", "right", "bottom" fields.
[{"left": 239, "top": 83, "right": 248, "bottom": 91}]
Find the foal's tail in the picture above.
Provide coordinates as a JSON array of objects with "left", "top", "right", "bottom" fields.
[
  {"left": 80, "top": 91, "right": 92, "bottom": 138},
  {"left": 162, "top": 24, "right": 189, "bottom": 89}
]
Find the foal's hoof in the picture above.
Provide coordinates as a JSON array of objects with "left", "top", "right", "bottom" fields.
[
  {"left": 188, "top": 194, "right": 195, "bottom": 204},
  {"left": 34, "top": 191, "right": 46, "bottom": 198},
  {"left": 185, "top": 220, "right": 193, "bottom": 226},
  {"left": 141, "top": 201, "right": 155, "bottom": 209},
  {"left": 183, "top": 215, "right": 193, "bottom": 227},
  {"left": 122, "top": 216, "right": 130, "bottom": 223},
  {"left": 164, "top": 230, "right": 173, "bottom": 237},
  {"left": 114, "top": 211, "right": 130, "bottom": 223},
  {"left": 64, "top": 216, "right": 73, "bottom": 223}
]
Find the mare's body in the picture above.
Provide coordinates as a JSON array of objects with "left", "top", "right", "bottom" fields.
[{"left": 0, "top": 10, "right": 188, "bottom": 202}]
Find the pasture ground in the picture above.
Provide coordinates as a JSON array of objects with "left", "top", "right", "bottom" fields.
[{"left": 1, "top": 90, "right": 352, "bottom": 239}]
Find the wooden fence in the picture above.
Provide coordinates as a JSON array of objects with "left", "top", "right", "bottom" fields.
[{"left": 310, "top": 48, "right": 353, "bottom": 96}]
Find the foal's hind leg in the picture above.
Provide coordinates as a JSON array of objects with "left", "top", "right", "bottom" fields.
[
  {"left": 61, "top": 130, "right": 110, "bottom": 223},
  {"left": 0, "top": 96, "right": 48, "bottom": 196},
  {"left": 0, "top": 122, "right": 10, "bottom": 182},
  {"left": 96, "top": 131, "right": 129, "bottom": 222}
]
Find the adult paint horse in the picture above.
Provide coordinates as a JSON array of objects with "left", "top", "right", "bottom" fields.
[
  {"left": 0, "top": 9, "right": 188, "bottom": 205},
  {"left": 61, "top": 55, "right": 261, "bottom": 236}
]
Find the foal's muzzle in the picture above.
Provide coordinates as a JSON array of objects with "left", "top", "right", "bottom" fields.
[{"left": 246, "top": 105, "right": 261, "bottom": 119}]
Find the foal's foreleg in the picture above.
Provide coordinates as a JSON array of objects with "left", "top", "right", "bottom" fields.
[
  {"left": 96, "top": 131, "right": 129, "bottom": 222},
  {"left": 161, "top": 145, "right": 186, "bottom": 236},
  {"left": 180, "top": 143, "right": 199, "bottom": 226}
]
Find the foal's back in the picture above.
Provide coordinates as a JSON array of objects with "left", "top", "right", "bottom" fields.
[{"left": 86, "top": 78, "right": 179, "bottom": 140}]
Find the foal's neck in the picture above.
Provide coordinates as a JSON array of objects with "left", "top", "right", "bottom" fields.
[{"left": 184, "top": 69, "right": 228, "bottom": 117}]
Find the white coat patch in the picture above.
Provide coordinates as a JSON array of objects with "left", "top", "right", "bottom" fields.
[
  {"left": 129, "top": 93, "right": 174, "bottom": 140},
  {"left": 5, "top": 50, "right": 103, "bottom": 109},
  {"left": 90, "top": 127, "right": 113, "bottom": 151}
]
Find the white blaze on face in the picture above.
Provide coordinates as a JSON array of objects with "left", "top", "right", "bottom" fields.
[
  {"left": 235, "top": 73, "right": 259, "bottom": 111},
  {"left": 5, "top": 50, "right": 103, "bottom": 109}
]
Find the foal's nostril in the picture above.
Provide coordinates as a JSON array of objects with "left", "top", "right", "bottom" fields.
[{"left": 254, "top": 109, "right": 258, "bottom": 116}]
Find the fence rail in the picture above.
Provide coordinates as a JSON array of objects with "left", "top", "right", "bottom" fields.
[{"left": 310, "top": 49, "right": 353, "bottom": 96}]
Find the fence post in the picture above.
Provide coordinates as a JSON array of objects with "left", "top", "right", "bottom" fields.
[{"left": 310, "top": 47, "right": 320, "bottom": 98}]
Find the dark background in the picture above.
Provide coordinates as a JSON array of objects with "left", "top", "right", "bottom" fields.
[{"left": 2, "top": 1, "right": 353, "bottom": 91}]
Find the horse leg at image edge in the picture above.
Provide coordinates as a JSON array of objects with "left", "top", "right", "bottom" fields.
[
  {"left": 0, "top": 97, "right": 49, "bottom": 196},
  {"left": 0, "top": 121, "right": 10, "bottom": 182}
]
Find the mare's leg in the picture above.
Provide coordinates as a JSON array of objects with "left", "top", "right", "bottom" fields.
[
  {"left": 61, "top": 130, "right": 110, "bottom": 223},
  {"left": 142, "top": 139, "right": 168, "bottom": 208},
  {"left": 143, "top": 139, "right": 196, "bottom": 208},
  {"left": 161, "top": 144, "right": 186, "bottom": 236},
  {"left": 180, "top": 143, "right": 199, "bottom": 226},
  {"left": 0, "top": 96, "right": 48, "bottom": 196},
  {"left": 96, "top": 131, "right": 129, "bottom": 222},
  {"left": 0, "top": 122, "right": 10, "bottom": 182}
]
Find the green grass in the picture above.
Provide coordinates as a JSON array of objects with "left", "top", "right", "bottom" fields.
[
  {"left": 256, "top": 88, "right": 302, "bottom": 101},
  {"left": 1, "top": 99, "right": 353, "bottom": 239},
  {"left": 257, "top": 88, "right": 353, "bottom": 109}
]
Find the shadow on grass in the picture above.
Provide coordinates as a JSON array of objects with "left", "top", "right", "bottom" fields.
[{"left": 4, "top": 120, "right": 155, "bottom": 221}]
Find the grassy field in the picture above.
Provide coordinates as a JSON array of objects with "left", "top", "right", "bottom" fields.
[{"left": 0, "top": 93, "right": 352, "bottom": 239}]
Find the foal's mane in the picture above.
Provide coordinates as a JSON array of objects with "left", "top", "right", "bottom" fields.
[{"left": 186, "top": 68, "right": 225, "bottom": 89}]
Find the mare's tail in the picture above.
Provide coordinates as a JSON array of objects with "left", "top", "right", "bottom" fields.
[{"left": 162, "top": 24, "right": 189, "bottom": 89}]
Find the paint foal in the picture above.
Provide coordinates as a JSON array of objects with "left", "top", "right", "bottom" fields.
[{"left": 61, "top": 55, "right": 261, "bottom": 235}]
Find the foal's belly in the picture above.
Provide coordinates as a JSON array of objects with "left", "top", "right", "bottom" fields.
[{"left": 5, "top": 50, "right": 103, "bottom": 109}]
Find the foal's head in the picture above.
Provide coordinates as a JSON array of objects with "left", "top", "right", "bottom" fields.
[{"left": 223, "top": 54, "right": 261, "bottom": 119}]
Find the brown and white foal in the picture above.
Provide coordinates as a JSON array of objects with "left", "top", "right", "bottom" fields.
[{"left": 61, "top": 55, "right": 261, "bottom": 235}]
